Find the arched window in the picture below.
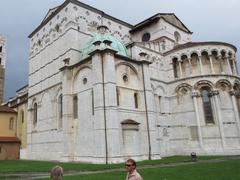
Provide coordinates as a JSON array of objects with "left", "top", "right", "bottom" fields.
[
  {"left": 33, "top": 103, "right": 38, "bottom": 126},
  {"left": 173, "top": 58, "right": 178, "bottom": 78},
  {"left": 174, "top": 31, "right": 181, "bottom": 44},
  {"left": 158, "top": 96, "right": 162, "bottom": 113},
  {"left": 73, "top": 95, "right": 78, "bottom": 119},
  {"left": 200, "top": 87, "right": 214, "bottom": 124},
  {"left": 9, "top": 117, "right": 14, "bottom": 130},
  {"left": 58, "top": 94, "right": 63, "bottom": 128},
  {"left": 134, "top": 92, "right": 139, "bottom": 109}
]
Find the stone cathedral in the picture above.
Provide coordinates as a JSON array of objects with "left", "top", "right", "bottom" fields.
[{"left": 26, "top": 0, "right": 240, "bottom": 163}]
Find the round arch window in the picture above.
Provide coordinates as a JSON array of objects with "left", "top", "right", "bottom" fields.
[
  {"left": 174, "top": 31, "right": 181, "bottom": 43},
  {"left": 142, "top": 32, "right": 151, "bottom": 42}
]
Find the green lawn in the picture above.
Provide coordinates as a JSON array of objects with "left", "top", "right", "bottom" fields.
[
  {"left": 0, "top": 156, "right": 239, "bottom": 180},
  {"left": 0, "top": 156, "right": 231, "bottom": 173},
  {"left": 37, "top": 159, "right": 240, "bottom": 180}
]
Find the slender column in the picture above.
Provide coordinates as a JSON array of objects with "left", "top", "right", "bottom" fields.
[
  {"left": 192, "top": 91, "right": 204, "bottom": 149},
  {"left": 226, "top": 56, "right": 233, "bottom": 74},
  {"left": 212, "top": 90, "right": 226, "bottom": 148},
  {"left": 230, "top": 58, "right": 236, "bottom": 75},
  {"left": 229, "top": 90, "right": 240, "bottom": 143},
  {"left": 209, "top": 55, "right": 215, "bottom": 74},
  {"left": 233, "top": 59, "right": 238, "bottom": 75},
  {"left": 188, "top": 58, "right": 193, "bottom": 75},
  {"left": 178, "top": 60, "right": 183, "bottom": 78},
  {"left": 218, "top": 56, "right": 224, "bottom": 74},
  {"left": 198, "top": 56, "right": 203, "bottom": 74}
]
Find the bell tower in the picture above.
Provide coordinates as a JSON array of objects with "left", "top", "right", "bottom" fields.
[{"left": 0, "top": 35, "right": 6, "bottom": 104}]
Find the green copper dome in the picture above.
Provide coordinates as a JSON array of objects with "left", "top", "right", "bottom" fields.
[{"left": 80, "top": 26, "right": 129, "bottom": 60}]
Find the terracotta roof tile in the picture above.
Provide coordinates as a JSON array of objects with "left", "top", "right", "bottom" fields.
[
  {"left": 0, "top": 136, "right": 21, "bottom": 143},
  {"left": 0, "top": 106, "right": 16, "bottom": 113}
]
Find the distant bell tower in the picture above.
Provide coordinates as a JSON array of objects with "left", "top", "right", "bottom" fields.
[{"left": 0, "top": 35, "right": 6, "bottom": 104}]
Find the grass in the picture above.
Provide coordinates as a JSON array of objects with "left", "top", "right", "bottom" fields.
[
  {"left": 0, "top": 156, "right": 239, "bottom": 180},
  {"left": 0, "top": 156, "right": 232, "bottom": 173},
  {"left": 36, "top": 159, "right": 240, "bottom": 180}
]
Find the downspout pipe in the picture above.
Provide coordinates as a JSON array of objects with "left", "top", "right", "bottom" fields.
[
  {"left": 101, "top": 54, "right": 108, "bottom": 164},
  {"left": 141, "top": 61, "right": 152, "bottom": 160}
]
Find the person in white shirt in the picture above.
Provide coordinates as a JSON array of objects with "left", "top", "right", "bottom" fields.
[{"left": 125, "top": 159, "right": 143, "bottom": 180}]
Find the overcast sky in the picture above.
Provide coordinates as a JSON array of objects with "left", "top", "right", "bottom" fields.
[{"left": 0, "top": 0, "right": 240, "bottom": 101}]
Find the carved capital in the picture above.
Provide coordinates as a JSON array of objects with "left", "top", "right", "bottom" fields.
[
  {"left": 229, "top": 90, "right": 235, "bottom": 96},
  {"left": 192, "top": 91, "right": 200, "bottom": 97},
  {"left": 229, "top": 90, "right": 240, "bottom": 97},
  {"left": 210, "top": 90, "right": 219, "bottom": 96},
  {"left": 217, "top": 55, "right": 223, "bottom": 60}
]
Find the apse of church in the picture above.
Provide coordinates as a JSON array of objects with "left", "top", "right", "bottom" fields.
[{"left": 26, "top": 0, "right": 240, "bottom": 163}]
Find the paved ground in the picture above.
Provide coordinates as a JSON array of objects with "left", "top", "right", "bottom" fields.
[{"left": 0, "top": 157, "right": 239, "bottom": 180}]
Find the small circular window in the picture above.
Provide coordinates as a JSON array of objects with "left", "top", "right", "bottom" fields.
[
  {"left": 122, "top": 74, "right": 128, "bottom": 82},
  {"left": 142, "top": 32, "right": 150, "bottom": 42},
  {"left": 83, "top": 77, "right": 87, "bottom": 84}
]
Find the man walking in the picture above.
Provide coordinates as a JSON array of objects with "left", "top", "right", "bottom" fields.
[{"left": 125, "top": 159, "right": 143, "bottom": 180}]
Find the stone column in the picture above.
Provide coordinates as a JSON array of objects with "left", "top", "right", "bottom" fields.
[
  {"left": 188, "top": 57, "right": 193, "bottom": 75},
  {"left": 229, "top": 90, "right": 240, "bottom": 143},
  {"left": 233, "top": 59, "right": 238, "bottom": 75},
  {"left": 212, "top": 90, "right": 226, "bottom": 148},
  {"left": 178, "top": 60, "right": 183, "bottom": 78},
  {"left": 198, "top": 56, "right": 203, "bottom": 75},
  {"left": 91, "top": 49, "right": 107, "bottom": 163},
  {"left": 61, "top": 66, "right": 75, "bottom": 161},
  {"left": 218, "top": 56, "right": 224, "bottom": 74},
  {"left": 192, "top": 91, "right": 204, "bottom": 149},
  {"left": 226, "top": 56, "right": 233, "bottom": 74},
  {"left": 230, "top": 58, "right": 236, "bottom": 75},
  {"left": 209, "top": 55, "right": 215, "bottom": 74},
  {"left": 102, "top": 43, "right": 122, "bottom": 163}
]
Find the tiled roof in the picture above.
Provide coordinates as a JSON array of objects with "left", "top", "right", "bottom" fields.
[
  {"left": 130, "top": 13, "right": 192, "bottom": 34},
  {"left": 0, "top": 136, "right": 20, "bottom": 143},
  {"left": 0, "top": 105, "right": 16, "bottom": 113}
]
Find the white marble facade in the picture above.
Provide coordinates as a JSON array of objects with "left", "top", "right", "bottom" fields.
[{"left": 26, "top": 0, "right": 240, "bottom": 163}]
